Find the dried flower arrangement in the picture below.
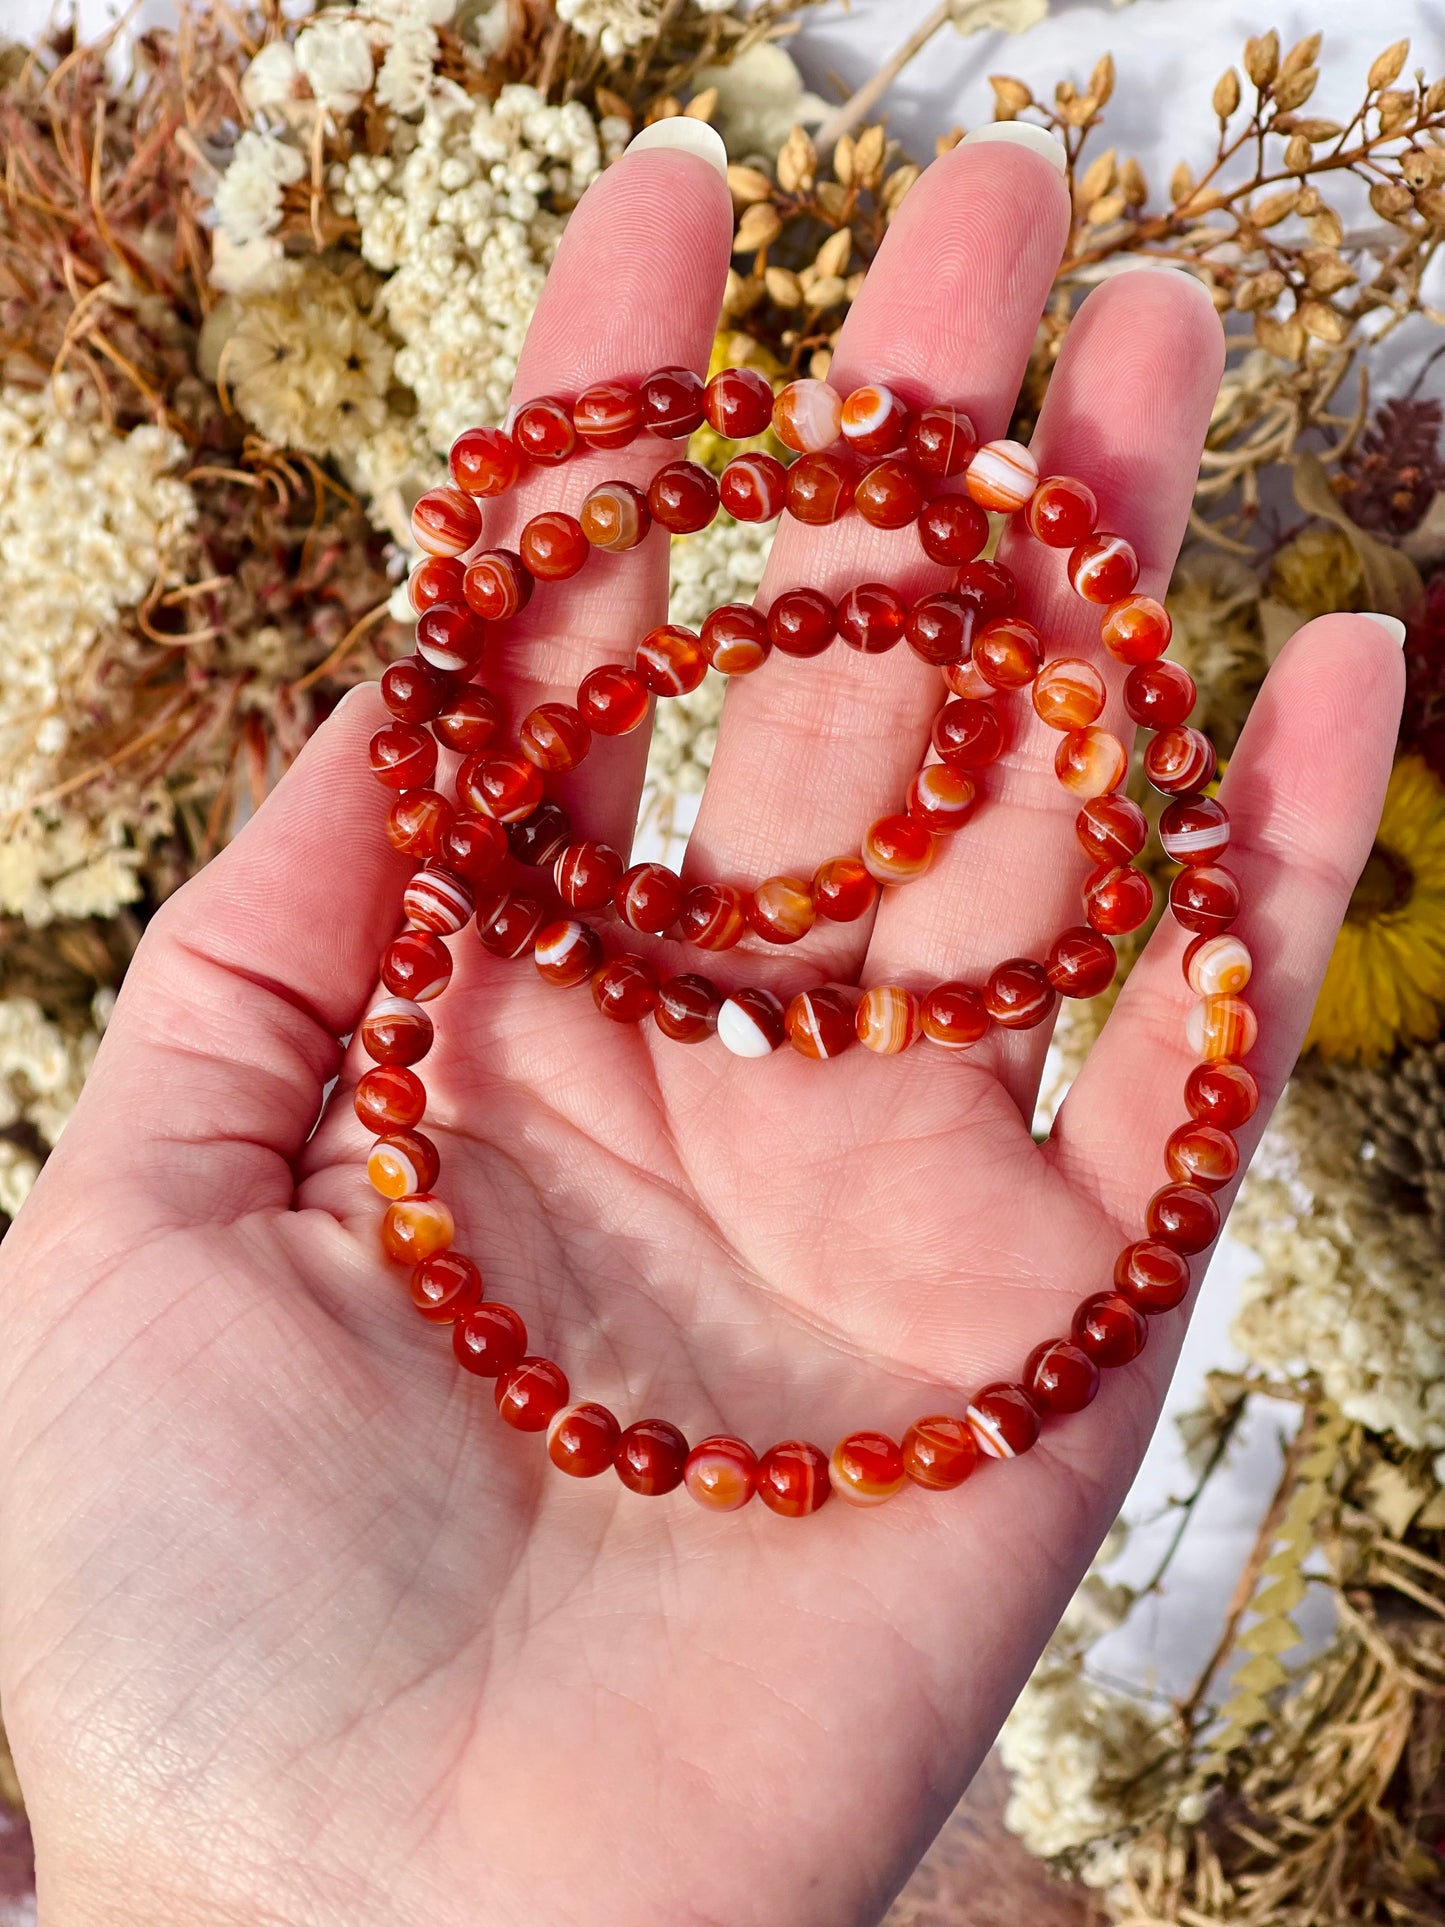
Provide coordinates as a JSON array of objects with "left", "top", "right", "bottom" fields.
[{"left": 0, "top": 3, "right": 1443, "bottom": 1922}]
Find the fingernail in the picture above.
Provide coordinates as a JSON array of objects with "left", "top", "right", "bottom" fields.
[
  {"left": 625, "top": 117, "right": 728, "bottom": 179},
  {"left": 335, "top": 680, "right": 379, "bottom": 714},
  {"left": 1359, "top": 612, "right": 1407, "bottom": 647},
  {"left": 961, "top": 122, "right": 1066, "bottom": 174},
  {"left": 1108, "top": 256, "right": 1194, "bottom": 276}
]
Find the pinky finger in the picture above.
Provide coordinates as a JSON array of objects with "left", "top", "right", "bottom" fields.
[{"left": 1043, "top": 613, "right": 1404, "bottom": 1229}]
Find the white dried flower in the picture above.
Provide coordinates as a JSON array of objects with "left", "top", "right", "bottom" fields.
[
  {"left": 376, "top": 13, "right": 439, "bottom": 114},
  {"left": 213, "top": 129, "right": 306, "bottom": 249},
  {"left": 295, "top": 15, "right": 375, "bottom": 118},
  {"left": 241, "top": 38, "right": 302, "bottom": 116},
  {"left": 695, "top": 41, "right": 828, "bottom": 159},
  {"left": 0, "top": 996, "right": 100, "bottom": 1216}
]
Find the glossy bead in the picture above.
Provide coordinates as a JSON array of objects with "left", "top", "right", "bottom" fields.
[
  {"left": 367, "top": 1129, "right": 440, "bottom": 1200},
  {"left": 756, "top": 1439, "right": 831, "bottom": 1517},
  {"left": 1125, "top": 659, "right": 1197, "bottom": 730},
  {"left": 449, "top": 424, "right": 519, "bottom": 498},
  {"left": 955, "top": 559, "right": 1017, "bottom": 621},
  {"left": 837, "top": 582, "right": 907, "bottom": 654},
  {"left": 381, "top": 931, "right": 453, "bottom": 1007},
  {"left": 442, "top": 813, "right": 509, "bottom": 880},
  {"left": 520, "top": 510, "right": 589, "bottom": 581},
  {"left": 1024, "top": 1340, "right": 1100, "bottom": 1414},
  {"left": 702, "top": 603, "right": 771, "bottom": 675},
  {"left": 463, "top": 549, "right": 531, "bottom": 621},
  {"left": 1033, "top": 658, "right": 1106, "bottom": 730},
  {"left": 433, "top": 689, "right": 501, "bottom": 755},
  {"left": 380, "top": 1192, "right": 454, "bottom": 1266},
  {"left": 749, "top": 875, "right": 816, "bottom": 944},
  {"left": 512, "top": 396, "right": 576, "bottom": 464},
  {"left": 1047, "top": 927, "right": 1118, "bottom": 999},
  {"left": 974, "top": 617, "right": 1044, "bottom": 690},
  {"left": 829, "top": 1431, "right": 906, "bottom": 1506},
  {"left": 906, "top": 765, "right": 976, "bottom": 833},
  {"left": 785, "top": 986, "right": 857, "bottom": 1060},
  {"left": 573, "top": 380, "right": 642, "bottom": 449},
  {"left": 1186, "top": 993, "right": 1258, "bottom": 1062},
  {"left": 966, "top": 437, "right": 1038, "bottom": 511},
  {"left": 717, "top": 988, "right": 786, "bottom": 1057},
  {"left": 785, "top": 450, "right": 856, "bottom": 525},
  {"left": 518, "top": 702, "right": 591, "bottom": 774},
  {"left": 679, "top": 882, "right": 749, "bottom": 951},
  {"left": 1194, "top": 936, "right": 1248, "bottom": 1009},
  {"left": 406, "top": 554, "right": 466, "bottom": 616},
  {"left": 944, "top": 659, "right": 999, "bottom": 699},
  {"left": 453, "top": 1302, "right": 527, "bottom": 1377},
  {"left": 1055, "top": 727, "right": 1128, "bottom": 799},
  {"left": 495, "top": 1357, "right": 569, "bottom": 1431},
  {"left": 640, "top": 365, "right": 706, "bottom": 438},
  {"left": 921, "top": 981, "right": 990, "bottom": 1050},
  {"left": 410, "top": 484, "right": 481, "bottom": 558},
  {"left": 1185, "top": 1059, "right": 1259, "bottom": 1130},
  {"left": 772, "top": 377, "right": 842, "bottom": 454},
  {"left": 511, "top": 797, "right": 574, "bottom": 865},
  {"left": 840, "top": 382, "right": 908, "bottom": 454},
  {"left": 856, "top": 984, "right": 922, "bottom": 1054},
  {"left": 1100, "top": 593, "right": 1171, "bottom": 665},
  {"left": 1083, "top": 863, "right": 1154, "bottom": 936},
  {"left": 966, "top": 1383, "right": 1041, "bottom": 1459},
  {"left": 905, "top": 591, "right": 971, "bottom": 666},
  {"left": 1076, "top": 794, "right": 1148, "bottom": 865},
  {"left": 767, "top": 587, "right": 836, "bottom": 657},
  {"left": 704, "top": 366, "right": 774, "bottom": 440},
  {"left": 1145, "top": 725, "right": 1217, "bottom": 795},
  {"left": 1113, "top": 1239, "right": 1191, "bottom": 1313},
  {"left": 1165, "top": 1122, "right": 1239, "bottom": 1191},
  {"left": 855, "top": 458, "right": 926, "bottom": 530},
  {"left": 647, "top": 458, "right": 719, "bottom": 534},
  {"left": 403, "top": 866, "right": 474, "bottom": 936},
  {"left": 615, "top": 862, "right": 683, "bottom": 935},
  {"left": 863, "top": 813, "right": 934, "bottom": 885},
  {"left": 475, "top": 890, "right": 545, "bottom": 959},
  {"left": 908, "top": 403, "right": 977, "bottom": 477},
  {"left": 592, "top": 954, "right": 659, "bottom": 1023},
  {"left": 457, "top": 751, "right": 543, "bottom": 822},
  {"left": 533, "top": 918, "right": 603, "bottom": 987},
  {"left": 1170, "top": 864, "right": 1240, "bottom": 937},
  {"left": 932, "top": 698, "right": 1004, "bottom": 771},
  {"left": 985, "top": 958, "right": 1056, "bottom": 1030},
  {"left": 382, "top": 656, "right": 448, "bottom": 724},
  {"left": 580, "top": 480, "right": 651, "bottom": 552},
  {"left": 1161, "top": 795, "right": 1230, "bottom": 865},
  {"left": 547, "top": 1401, "right": 621, "bottom": 1477},
  {"left": 636, "top": 623, "right": 707, "bottom": 696},
  {"left": 812, "top": 856, "right": 878, "bottom": 923},
  {"left": 683, "top": 1435, "right": 757, "bottom": 1511},
  {"left": 1068, "top": 532, "right": 1138, "bottom": 603},
  {"left": 614, "top": 1418, "right": 689, "bottom": 1496},
  {"left": 653, "top": 974, "right": 722, "bottom": 1043},
  {"left": 386, "top": 789, "right": 452, "bottom": 860},
  {"left": 901, "top": 1414, "right": 979, "bottom": 1488},
  {"left": 355, "top": 1064, "right": 425, "bottom": 1133},
  {"left": 1146, "top": 1181, "right": 1220, "bottom": 1254},
  {"left": 1024, "top": 474, "right": 1098, "bottom": 547},
  {"left": 554, "top": 841, "right": 624, "bottom": 913},
  {"left": 1072, "top": 1291, "right": 1148, "bottom": 1367},
  {"left": 415, "top": 601, "right": 488, "bottom": 676},
  {"left": 719, "top": 452, "right": 787, "bottom": 522},
  {"left": 578, "top": 663, "right": 650, "bottom": 736},
  {"left": 917, "top": 495, "right": 989, "bottom": 566},
  {"left": 410, "top": 1250, "right": 482, "bottom": 1324},
  {"left": 360, "top": 995, "right": 434, "bottom": 1066},
  {"left": 370, "top": 723, "right": 438, "bottom": 792}
]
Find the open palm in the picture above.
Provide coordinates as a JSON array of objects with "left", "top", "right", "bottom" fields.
[{"left": 0, "top": 131, "right": 1402, "bottom": 1927}]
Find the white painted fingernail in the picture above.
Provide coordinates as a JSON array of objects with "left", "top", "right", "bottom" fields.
[
  {"left": 1108, "top": 256, "right": 1194, "bottom": 276},
  {"left": 1359, "top": 612, "right": 1407, "bottom": 647},
  {"left": 335, "top": 680, "right": 379, "bottom": 713},
  {"left": 962, "top": 122, "right": 1066, "bottom": 174},
  {"left": 625, "top": 118, "right": 728, "bottom": 179}
]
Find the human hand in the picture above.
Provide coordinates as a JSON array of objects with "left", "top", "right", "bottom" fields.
[{"left": 0, "top": 124, "right": 1403, "bottom": 1927}]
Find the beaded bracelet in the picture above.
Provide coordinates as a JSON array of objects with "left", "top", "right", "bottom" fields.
[{"left": 352, "top": 365, "right": 1259, "bottom": 1518}]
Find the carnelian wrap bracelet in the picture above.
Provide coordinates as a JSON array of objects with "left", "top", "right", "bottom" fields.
[{"left": 356, "top": 363, "right": 1257, "bottom": 1518}]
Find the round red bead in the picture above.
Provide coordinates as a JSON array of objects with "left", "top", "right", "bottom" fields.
[
  {"left": 533, "top": 918, "right": 603, "bottom": 988},
  {"left": 704, "top": 366, "right": 774, "bottom": 440},
  {"left": 442, "top": 813, "right": 508, "bottom": 879},
  {"left": 1072, "top": 1291, "right": 1148, "bottom": 1367},
  {"left": 905, "top": 592, "right": 971, "bottom": 666},
  {"left": 785, "top": 986, "right": 858, "bottom": 1060},
  {"left": 932, "top": 698, "right": 1004, "bottom": 771},
  {"left": 578, "top": 663, "right": 650, "bottom": 736},
  {"left": 573, "top": 380, "right": 642, "bottom": 449},
  {"left": 433, "top": 688, "right": 502, "bottom": 754},
  {"left": 615, "top": 861, "right": 684, "bottom": 935},
  {"left": 1145, "top": 1182, "right": 1221, "bottom": 1254},
  {"left": 453, "top": 1303, "right": 527, "bottom": 1377},
  {"left": 1068, "top": 532, "right": 1139, "bottom": 603},
  {"left": 719, "top": 452, "right": 787, "bottom": 522},
  {"left": 678, "top": 881, "right": 748, "bottom": 951},
  {"left": 1125, "top": 659, "right": 1197, "bottom": 730},
  {"left": 967, "top": 1383, "right": 1041, "bottom": 1458},
  {"left": 648, "top": 459, "right": 719, "bottom": 534},
  {"left": 1113, "top": 1240, "right": 1190, "bottom": 1313},
  {"left": 756, "top": 1440, "right": 831, "bottom": 1517},
  {"left": 1167, "top": 1127, "right": 1243, "bottom": 1200},
  {"left": 1160, "top": 794, "right": 1231, "bottom": 865},
  {"left": 1024, "top": 1339, "right": 1101, "bottom": 1414},
  {"left": 382, "top": 657, "right": 447, "bottom": 723},
  {"left": 811, "top": 857, "right": 878, "bottom": 923},
  {"left": 1169, "top": 865, "right": 1240, "bottom": 936},
  {"left": 463, "top": 549, "right": 531, "bottom": 621},
  {"left": 386, "top": 790, "right": 451, "bottom": 860},
  {"left": 901, "top": 1414, "right": 979, "bottom": 1489},
  {"left": 355, "top": 1065, "right": 425, "bottom": 1134},
  {"left": 829, "top": 1430, "right": 906, "bottom": 1505},
  {"left": 984, "top": 958, "right": 1056, "bottom": 1030},
  {"left": 592, "top": 955, "right": 659, "bottom": 1023},
  {"left": 1184, "top": 1060, "right": 1259, "bottom": 1131},
  {"left": 458, "top": 752, "right": 543, "bottom": 822},
  {"left": 1024, "top": 475, "right": 1098, "bottom": 548},
  {"left": 554, "top": 840, "right": 625, "bottom": 912},
  {"left": 410, "top": 1251, "right": 483, "bottom": 1324},
  {"left": 917, "top": 494, "right": 989, "bottom": 566},
  {"left": 520, "top": 510, "right": 589, "bottom": 581},
  {"left": 1076, "top": 795, "right": 1149, "bottom": 866},
  {"left": 519, "top": 701, "right": 591, "bottom": 773},
  {"left": 785, "top": 450, "right": 856, "bottom": 525},
  {"left": 921, "top": 981, "right": 990, "bottom": 1050},
  {"left": 415, "top": 601, "right": 487, "bottom": 675},
  {"left": 1047, "top": 927, "right": 1118, "bottom": 999},
  {"left": 954, "top": 559, "right": 1016, "bottom": 620},
  {"left": 475, "top": 890, "right": 545, "bottom": 959},
  {"left": 653, "top": 974, "right": 722, "bottom": 1043},
  {"left": 854, "top": 458, "right": 926, "bottom": 530},
  {"left": 636, "top": 624, "right": 707, "bottom": 697},
  {"left": 369, "top": 723, "right": 438, "bottom": 791},
  {"left": 640, "top": 365, "right": 706, "bottom": 438},
  {"left": 449, "top": 425, "right": 519, "bottom": 497},
  {"left": 382, "top": 929, "right": 453, "bottom": 1003},
  {"left": 407, "top": 554, "right": 466, "bottom": 616},
  {"left": 907, "top": 404, "right": 977, "bottom": 477},
  {"left": 837, "top": 582, "right": 907, "bottom": 653},
  {"left": 548, "top": 1401, "right": 621, "bottom": 1477},
  {"left": 768, "top": 587, "right": 836, "bottom": 658},
  {"left": 683, "top": 1435, "right": 757, "bottom": 1511},
  {"left": 512, "top": 397, "right": 576, "bottom": 464},
  {"left": 1100, "top": 593, "right": 1171, "bottom": 664},
  {"left": 1084, "top": 863, "right": 1154, "bottom": 936},
  {"left": 615, "top": 1418, "right": 689, "bottom": 1495},
  {"left": 495, "top": 1357, "right": 569, "bottom": 1430},
  {"left": 702, "top": 603, "right": 771, "bottom": 675}
]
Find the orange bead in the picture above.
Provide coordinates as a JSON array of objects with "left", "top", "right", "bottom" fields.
[
  {"left": 409, "top": 1250, "right": 482, "bottom": 1324},
  {"left": 862, "top": 813, "right": 934, "bottom": 885},
  {"left": 973, "top": 616, "right": 1043, "bottom": 690},
  {"left": 839, "top": 382, "right": 908, "bottom": 455},
  {"left": 579, "top": 480, "right": 651, "bottom": 551},
  {"left": 679, "top": 882, "right": 749, "bottom": 951},
  {"left": 1032, "top": 658, "right": 1107, "bottom": 730},
  {"left": 547, "top": 1401, "right": 621, "bottom": 1477},
  {"left": 1186, "top": 993, "right": 1257, "bottom": 1061},
  {"left": 1165, "top": 1121, "right": 1239, "bottom": 1190},
  {"left": 1145, "top": 725, "right": 1217, "bottom": 795},
  {"left": 855, "top": 458, "right": 926, "bottom": 529},
  {"left": 380, "top": 1192, "right": 454, "bottom": 1266},
  {"left": 1068, "top": 532, "right": 1139, "bottom": 603},
  {"left": 772, "top": 377, "right": 843, "bottom": 453},
  {"left": 1100, "top": 593, "right": 1171, "bottom": 664},
  {"left": 1184, "top": 934, "right": 1252, "bottom": 997},
  {"left": 684, "top": 1435, "right": 757, "bottom": 1510},
  {"left": 906, "top": 765, "right": 976, "bottom": 833},
  {"left": 1054, "top": 727, "right": 1128, "bottom": 799},
  {"left": 902, "top": 1415, "right": 980, "bottom": 1489},
  {"left": 701, "top": 603, "right": 770, "bottom": 675},
  {"left": 812, "top": 856, "right": 879, "bottom": 922},
  {"left": 965, "top": 438, "right": 1038, "bottom": 511},
  {"left": 829, "top": 1431, "right": 906, "bottom": 1506},
  {"left": 410, "top": 484, "right": 482, "bottom": 558},
  {"left": 984, "top": 958, "right": 1055, "bottom": 1029},
  {"left": 573, "top": 380, "right": 642, "bottom": 449},
  {"left": 636, "top": 624, "right": 707, "bottom": 696},
  {"left": 756, "top": 1439, "right": 831, "bottom": 1517},
  {"left": 367, "top": 1129, "right": 440, "bottom": 1199},
  {"left": 856, "top": 984, "right": 922, "bottom": 1054},
  {"left": 785, "top": 986, "right": 857, "bottom": 1060},
  {"left": 463, "top": 548, "right": 531, "bottom": 621},
  {"left": 512, "top": 397, "right": 576, "bottom": 464},
  {"left": 519, "top": 510, "right": 589, "bottom": 580},
  {"left": 748, "top": 875, "right": 816, "bottom": 944},
  {"left": 495, "top": 1357, "right": 569, "bottom": 1430},
  {"left": 921, "top": 981, "right": 990, "bottom": 1050}
]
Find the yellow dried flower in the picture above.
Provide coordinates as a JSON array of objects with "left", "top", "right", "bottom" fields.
[{"left": 1268, "top": 525, "right": 1363, "bottom": 619}]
